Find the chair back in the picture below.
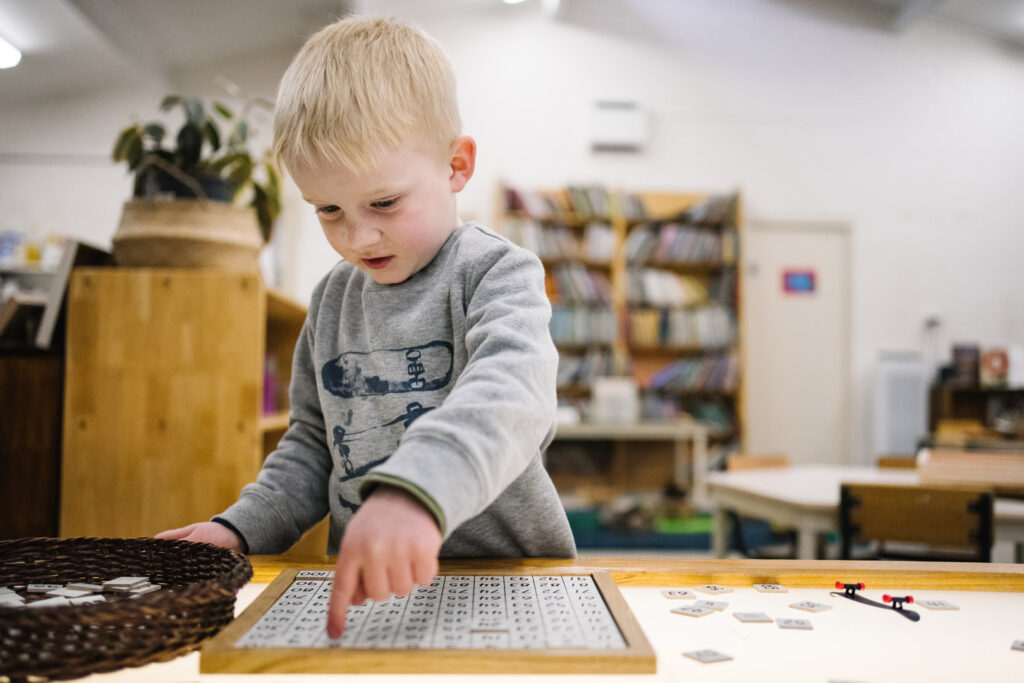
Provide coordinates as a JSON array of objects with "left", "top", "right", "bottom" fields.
[
  {"left": 839, "top": 483, "right": 993, "bottom": 562},
  {"left": 876, "top": 454, "right": 917, "bottom": 469}
]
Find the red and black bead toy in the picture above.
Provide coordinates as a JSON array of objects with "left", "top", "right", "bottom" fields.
[
  {"left": 882, "top": 594, "right": 914, "bottom": 610},
  {"left": 835, "top": 581, "right": 865, "bottom": 597}
]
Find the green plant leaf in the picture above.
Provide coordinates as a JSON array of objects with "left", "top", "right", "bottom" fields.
[
  {"left": 213, "top": 101, "right": 233, "bottom": 119},
  {"left": 112, "top": 125, "right": 141, "bottom": 162},
  {"left": 226, "top": 156, "right": 254, "bottom": 187},
  {"left": 266, "top": 168, "right": 280, "bottom": 196},
  {"left": 126, "top": 136, "right": 144, "bottom": 170},
  {"left": 251, "top": 184, "right": 274, "bottom": 243},
  {"left": 176, "top": 123, "right": 203, "bottom": 168},
  {"left": 143, "top": 123, "right": 166, "bottom": 146},
  {"left": 264, "top": 160, "right": 281, "bottom": 213},
  {"left": 183, "top": 97, "right": 204, "bottom": 127},
  {"left": 228, "top": 120, "right": 248, "bottom": 150},
  {"left": 202, "top": 120, "right": 221, "bottom": 152},
  {"left": 159, "top": 95, "right": 182, "bottom": 112},
  {"left": 209, "top": 152, "right": 244, "bottom": 173}
]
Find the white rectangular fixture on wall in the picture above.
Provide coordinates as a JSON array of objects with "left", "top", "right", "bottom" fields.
[{"left": 590, "top": 101, "right": 648, "bottom": 152}]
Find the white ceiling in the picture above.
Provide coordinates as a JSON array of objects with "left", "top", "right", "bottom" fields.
[{"left": 0, "top": 0, "right": 1022, "bottom": 107}]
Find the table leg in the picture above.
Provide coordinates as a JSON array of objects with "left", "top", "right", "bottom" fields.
[
  {"left": 690, "top": 431, "right": 708, "bottom": 510},
  {"left": 711, "top": 506, "right": 728, "bottom": 558},
  {"left": 796, "top": 524, "right": 818, "bottom": 560}
]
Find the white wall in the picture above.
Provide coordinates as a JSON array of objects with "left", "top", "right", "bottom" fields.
[{"left": 2, "top": 0, "right": 1023, "bottom": 463}]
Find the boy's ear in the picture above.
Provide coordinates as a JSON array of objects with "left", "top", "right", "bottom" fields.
[{"left": 448, "top": 135, "right": 476, "bottom": 193}]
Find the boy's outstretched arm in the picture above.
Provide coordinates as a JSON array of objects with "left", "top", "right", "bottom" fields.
[{"left": 326, "top": 485, "right": 441, "bottom": 638}]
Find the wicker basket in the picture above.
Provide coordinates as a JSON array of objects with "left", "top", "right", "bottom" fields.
[
  {"left": 111, "top": 198, "right": 263, "bottom": 270},
  {"left": 0, "top": 537, "right": 252, "bottom": 682}
]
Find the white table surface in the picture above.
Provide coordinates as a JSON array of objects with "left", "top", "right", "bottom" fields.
[
  {"left": 73, "top": 578, "right": 1024, "bottom": 683},
  {"left": 707, "top": 464, "right": 1024, "bottom": 559}
]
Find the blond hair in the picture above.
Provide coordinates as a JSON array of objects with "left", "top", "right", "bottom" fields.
[{"left": 272, "top": 15, "right": 462, "bottom": 174}]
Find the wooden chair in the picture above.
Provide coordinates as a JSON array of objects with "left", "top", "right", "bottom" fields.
[
  {"left": 724, "top": 454, "right": 796, "bottom": 559},
  {"left": 839, "top": 483, "right": 994, "bottom": 562}
]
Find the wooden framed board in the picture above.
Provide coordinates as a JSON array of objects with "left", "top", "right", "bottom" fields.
[{"left": 200, "top": 567, "right": 656, "bottom": 674}]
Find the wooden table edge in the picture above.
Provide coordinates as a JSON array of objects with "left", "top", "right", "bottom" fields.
[{"left": 248, "top": 556, "right": 1024, "bottom": 591}]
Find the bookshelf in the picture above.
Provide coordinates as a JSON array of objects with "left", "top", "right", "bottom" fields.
[
  {"left": 495, "top": 184, "right": 743, "bottom": 546},
  {"left": 495, "top": 184, "right": 743, "bottom": 444}
]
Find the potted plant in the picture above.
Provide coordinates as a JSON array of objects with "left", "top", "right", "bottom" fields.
[{"left": 110, "top": 95, "right": 281, "bottom": 269}]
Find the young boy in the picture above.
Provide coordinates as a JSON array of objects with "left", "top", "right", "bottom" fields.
[{"left": 156, "top": 15, "right": 576, "bottom": 637}]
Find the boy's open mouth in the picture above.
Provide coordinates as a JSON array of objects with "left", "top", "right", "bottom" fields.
[{"left": 362, "top": 256, "right": 393, "bottom": 269}]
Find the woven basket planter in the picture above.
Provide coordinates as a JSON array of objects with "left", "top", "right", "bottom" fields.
[
  {"left": 0, "top": 537, "right": 252, "bottom": 681},
  {"left": 111, "top": 198, "right": 263, "bottom": 270}
]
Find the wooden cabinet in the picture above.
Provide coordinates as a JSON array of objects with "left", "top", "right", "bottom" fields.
[{"left": 60, "top": 268, "right": 326, "bottom": 551}]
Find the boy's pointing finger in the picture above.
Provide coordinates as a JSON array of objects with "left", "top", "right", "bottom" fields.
[{"left": 326, "top": 560, "right": 358, "bottom": 639}]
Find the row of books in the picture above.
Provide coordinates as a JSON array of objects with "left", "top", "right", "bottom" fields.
[
  {"left": 550, "top": 306, "right": 618, "bottom": 346},
  {"left": 625, "top": 305, "right": 737, "bottom": 348},
  {"left": 545, "top": 266, "right": 613, "bottom": 305},
  {"left": 645, "top": 353, "right": 740, "bottom": 393},
  {"left": 556, "top": 349, "right": 627, "bottom": 389},
  {"left": 566, "top": 185, "right": 613, "bottom": 221},
  {"left": 503, "top": 184, "right": 649, "bottom": 222},
  {"left": 503, "top": 186, "right": 564, "bottom": 219},
  {"left": 683, "top": 195, "right": 737, "bottom": 228},
  {"left": 503, "top": 184, "right": 616, "bottom": 221},
  {"left": 625, "top": 268, "right": 737, "bottom": 308},
  {"left": 639, "top": 395, "right": 737, "bottom": 433},
  {"left": 581, "top": 222, "right": 615, "bottom": 262},
  {"left": 624, "top": 224, "right": 737, "bottom": 265},
  {"left": 503, "top": 218, "right": 614, "bottom": 263},
  {"left": 946, "top": 344, "right": 1024, "bottom": 389},
  {"left": 504, "top": 185, "right": 736, "bottom": 227},
  {"left": 625, "top": 270, "right": 706, "bottom": 308},
  {"left": 706, "top": 269, "right": 737, "bottom": 304}
]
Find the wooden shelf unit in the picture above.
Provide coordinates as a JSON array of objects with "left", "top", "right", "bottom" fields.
[
  {"left": 929, "top": 384, "right": 1024, "bottom": 433},
  {"left": 494, "top": 185, "right": 744, "bottom": 446},
  {"left": 60, "top": 268, "right": 324, "bottom": 550},
  {"left": 494, "top": 186, "right": 743, "bottom": 524}
]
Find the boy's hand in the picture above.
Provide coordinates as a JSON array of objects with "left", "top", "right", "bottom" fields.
[
  {"left": 155, "top": 521, "right": 245, "bottom": 553},
  {"left": 327, "top": 485, "right": 441, "bottom": 638}
]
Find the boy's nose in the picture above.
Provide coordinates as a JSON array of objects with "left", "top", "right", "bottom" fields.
[{"left": 346, "top": 221, "right": 381, "bottom": 249}]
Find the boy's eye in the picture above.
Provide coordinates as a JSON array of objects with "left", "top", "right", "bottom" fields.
[
  {"left": 316, "top": 205, "right": 340, "bottom": 215},
  {"left": 370, "top": 197, "right": 399, "bottom": 210}
]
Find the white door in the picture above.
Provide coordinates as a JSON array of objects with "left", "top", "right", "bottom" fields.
[{"left": 742, "top": 221, "right": 851, "bottom": 465}]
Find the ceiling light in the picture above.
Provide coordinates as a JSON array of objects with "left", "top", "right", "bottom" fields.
[
  {"left": 502, "top": 0, "right": 527, "bottom": 4},
  {"left": 0, "top": 35, "right": 21, "bottom": 69}
]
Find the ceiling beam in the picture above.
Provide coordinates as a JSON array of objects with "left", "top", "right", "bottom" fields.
[
  {"left": 65, "top": 0, "right": 170, "bottom": 81},
  {"left": 890, "top": 0, "right": 950, "bottom": 32},
  {"left": 542, "top": 0, "right": 569, "bottom": 20}
]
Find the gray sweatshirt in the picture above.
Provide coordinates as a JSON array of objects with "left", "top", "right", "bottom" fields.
[{"left": 216, "top": 223, "right": 576, "bottom": 558}]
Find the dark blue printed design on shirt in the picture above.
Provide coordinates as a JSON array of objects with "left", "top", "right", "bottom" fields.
[
  {"left": 331, "top": 402, "right": 435, "bottom": 477},
  {"left": 321, "top": 341, "right": 454, "bottom": 398},
  {"left": 321, "top": 342, "right": 450, "bottom": 515},
  {"left": 330, "top": 401, "right": 436, "bottom": 512}
]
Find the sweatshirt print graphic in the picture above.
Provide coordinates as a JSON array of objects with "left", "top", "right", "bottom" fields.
[{"left": 323, "top": 341, "right": 453, "bottom": 511}]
